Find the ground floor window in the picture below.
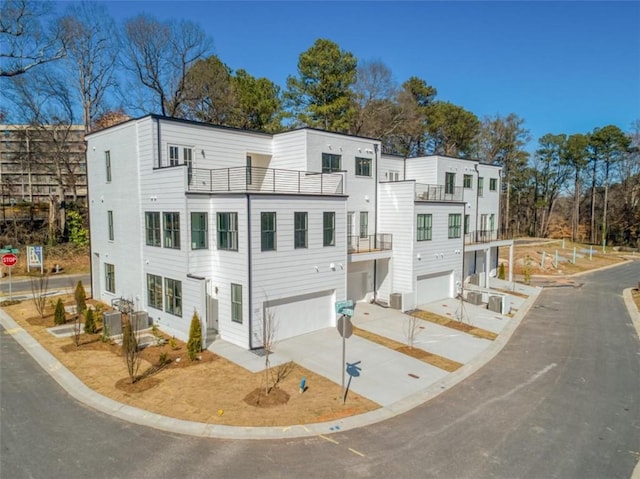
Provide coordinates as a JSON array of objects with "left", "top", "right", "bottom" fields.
[
  {"left": 105, "top": 263, "right": 115, "bottom": 293},
  {"left": 164, "top": 278, "right": 182, "bottom": 317},
  {"left": 147, "top": 274, "right": 163, "bottom": 310},
  {"left": 231, "top": 283, "right": 242, "bottom": 323}
]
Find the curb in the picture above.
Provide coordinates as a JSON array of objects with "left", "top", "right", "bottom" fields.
[
  {"left": 622, "top": 288, "right": 640, "bottom": 479},
  {"left": 1, "top": 284, "right": 542, "bottom": 440}
]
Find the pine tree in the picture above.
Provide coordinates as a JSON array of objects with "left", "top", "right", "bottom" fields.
[
  {"left": 74, "top": 281, "right": 87, "bottom": 314},
  {"left": 84, "top": 308, "right": 96, "bottom": 334},
  {"left": 54, "top": 298, "right": 66, "bottom": 325},
  {"left": 187, "top": 311, "right": 203, "bottom": 361}
]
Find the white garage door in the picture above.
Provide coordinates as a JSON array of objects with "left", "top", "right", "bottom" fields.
[
  {"left": 264, "top": 290, "right": 334, "bottom": 341},
  {"left": 417, "top": 271, "right": 453, "bottom": 305}
]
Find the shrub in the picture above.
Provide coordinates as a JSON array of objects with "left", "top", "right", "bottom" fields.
[
  {"left": 187, "top": 311, "right": 203, "bottom": 361},
  {"left": 498, "top": 262, "right": 506, "bottom": 280},
  {"left": 84, "top": 308, "right": 96, "bottom": 334},
  {"left": 54, "top": 298, "right": 66, "bottom": 325},
  {"left": 74, "top": 281, "right": 87, "bottom": 314}
]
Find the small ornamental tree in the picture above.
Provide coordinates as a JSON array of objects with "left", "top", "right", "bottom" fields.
[
  {"left": 84, "top": 308, "right": 96, "bottom": 334},
  {"left": 74, "top": 280, "right": 87, "bottom": 314},
  {"left": 54, "top": 298, "right": 66, "bottom": 325},
  {"left": 498, "top": 262, "right": 506, "bottom": 280},
  {"left": 121, "top": 314, "right": 141, "bottom": 384},
  {"left": 187, "top": 310, "right": 203, "bottom": 361}
]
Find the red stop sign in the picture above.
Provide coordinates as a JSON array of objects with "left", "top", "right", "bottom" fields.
[{"left": 1, "top": 253, "right": 17, "bottom": 267}]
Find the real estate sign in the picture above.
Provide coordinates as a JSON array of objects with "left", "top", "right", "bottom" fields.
[{"left": 27, "top": 246, "right": 43, "bottom": 273}]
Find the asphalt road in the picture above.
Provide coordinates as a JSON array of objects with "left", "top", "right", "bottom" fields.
[
  {"left": 1, "top": 262, "right": 639, "bottom": 479},
  {"left": 0, "top": 273, "right": 90, "bottom": 296}
]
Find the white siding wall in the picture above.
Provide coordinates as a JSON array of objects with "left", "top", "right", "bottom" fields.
[
  {"left": 379, "top": 154, "right": 405, "bottom": 182},
  {"left": 87, "top": 120, "right": 143, "bottom": 306},
  {"left": 271, "top": 130, "right": 307, "bottom": 170},
  {"left": 405, "top": 156, "right": 438, "bottom": 184},
  {"left": 413, "top": 202, "right": 465, "bottom": 307},
  {"left": 250, "top": 195, "right": 347, "bottom": 343},
  {"left": 477, "top": 163, "right": 502, "bottom": 230},
  {"left": 378, "top": 182, "right": 415, "bottom": 297}
]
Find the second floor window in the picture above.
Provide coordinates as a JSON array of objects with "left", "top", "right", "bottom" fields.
[
  {"left": 355, "top": 157, "right": 372, "bottom": 177},
  {"left": 359, "top": 212, "right": 368, "bottom": 238},
  {"left": 217, "top": 212, "right": 238, "bottom": 251},
  {"left": 169, "top": 146, "right": 180, "bottom": 166},
  {"left": 322, "top": 153, "right": 341, "bottom": 172},
  {"left": 478, "top": 177, "right": 484, "bottom": 197},
  {"left": 261, "top": 212, "right": 276, "bottom": 251},
  {"left": 323, "top": 211, "right": 335, "bottom": 246},
  {"left": 163, "top": 212, "right": 180, "bottom": 249},
  {"left": 294, "top": 212, "right": 307, "bottom": 248},
  {"left": 490, "top": 178, "right": 498, "bottom": 191},
  {"left": 417, "top": 214, "right": 432, "bottom": 241},
  {"left": 190, "top": 212, "right": 207, "bottom": 249},
  {"left": 145, "top": 212, "right": 161, "bottom": 246},
  {"left": 445, "top": 172, "right": 455, "bottom": 195},
  {"left": 448, "top": 214, "right": 462, "bottom": 238}
]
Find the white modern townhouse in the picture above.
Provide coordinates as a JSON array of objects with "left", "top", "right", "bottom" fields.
[{"left": 86, "top": 115, "right": 513, "bottom": 350}]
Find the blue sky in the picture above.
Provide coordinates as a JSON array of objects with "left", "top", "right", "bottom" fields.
[{"left": 83, "top": 1, "right": 639, "bottom": 150}]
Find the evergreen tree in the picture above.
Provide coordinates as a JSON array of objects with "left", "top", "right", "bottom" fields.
[
  {"left": 54, "top": 298, "right": 66, "bottom": 325},
  {"left": 84, "top": 308, "right": 96, "bottom": 334},
  {"left": 187, "top": 311, "right": 202, "bottom": 361},
  {"left": 74, "top": 280, "right": 87, "bottom": 314}
]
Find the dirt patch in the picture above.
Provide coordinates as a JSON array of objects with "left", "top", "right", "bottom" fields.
[
  {"left": 408, "top": 310, "right": 498, "bottom": 341},
  {"left": 2, "top": 295, "right": 379, "bottom": 427},
  {"left": 244, "top": 387, "right": 290, "bottom": 408},
  {"left": 353, "top": 326, "right": 462, "bottom": 372},
  {"left": 632, "top": 289, "right": 640, "bottom": 312}
]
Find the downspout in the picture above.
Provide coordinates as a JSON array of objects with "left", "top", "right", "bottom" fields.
[
  {"left": 85, "top": 135, "right": 93, "bottom": 299},
  {"left": 246, "top": 193, "right": 253, "bottom": 349},
  {"left": 156, "top": 118, "right": 162, "bottom": 168},
  {"left": 373, "top": 143, "right": 379, "bottom": 302},
  {"left": 474, "top": 163, "right": 480, "bottom": 242}
]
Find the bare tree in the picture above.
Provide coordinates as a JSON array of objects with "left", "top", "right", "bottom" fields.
[
  {"left": 122, "top": 15, "right": 211, "bottom": 116},
  {"left": 121, "top": 311, "right": 141, "bottom": 384},
  {"left": 29, "top": 272, "right": 49, "bottom": 318},
  {"left": 260, "top": 305, "right": 279, "bottom": 395},
  {"left": 57, "top": 2, "right": 119, "bottom": 132},
  {"left": 403, "top": 314, "right": 421, "bottom": 350},
  {"left": 0, "top": 0, "right": 65, "bottom": 77}
]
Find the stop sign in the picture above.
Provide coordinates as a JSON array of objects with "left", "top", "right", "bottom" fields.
[{"left": 1, "top": 253, "right": 17, "bottom": 267}]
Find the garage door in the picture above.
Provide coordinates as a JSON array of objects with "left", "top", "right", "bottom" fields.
[
  {"left": 263, "top": 290, "right": 334, "bottom": 341},
  {"left": 416, "top": 271, "right": 453, "bottom": 305}
]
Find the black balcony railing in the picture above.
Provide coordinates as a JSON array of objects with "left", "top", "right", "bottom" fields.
[
  {"left": 348, "top": 234, "right": 393, "bottom": 254},
  {"left": 464, "top": 229, "right": 513, "bottom": 244},
  {"left": 415, "top": 183, "right": 463, "bottom": 202},
  {"left": 187, "top": 166, "right": 344, "bottom": 195}
]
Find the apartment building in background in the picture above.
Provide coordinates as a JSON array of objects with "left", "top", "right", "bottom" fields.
[
  {"left": 0, "top": 124, "right": 87, "bottom": 208},
  {"left": 86, "top": 115, "right": 513, "bottom": 350}
]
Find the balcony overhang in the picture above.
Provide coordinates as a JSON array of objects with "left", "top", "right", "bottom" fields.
[{"left": 347, "top": 234, "right": 393, "bottom": 262}]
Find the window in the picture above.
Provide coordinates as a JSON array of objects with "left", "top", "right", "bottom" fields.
[
  {"left": 445, "top": 172, "right": 456, "bottom": 195},
  {"left": 490, "top": 214, "right": 495, "bottom": 232},
  {"left": 231, "top": 283, "right": 242, "bottom": 323},
  {"left": 478, "top": 177, "right": 484, "bottom": 197},
  {"left": 448, "top": 214, "right": 462, "bottom": 238},
  {"left": 169, "top": 146, "right": 180, "bottom": 166},
  {"left": 359, "top": 212, "right": 368, "bottom": 239},
  {"left": 107, "top": 210, "right": 114, "bottom": 241},
  {"left": 322, "top": 153, "right": 341, "bottom": 172},
  {"left": 105, "top": 151, "right": 111, "bottom": 182},
  {"left": 190, "top": 212, "right": 207, "bottom": 249},
  {"left": 184, "top": 147, "right": 192, "bottom": 168},
  {"left": 246, "top": 155, "right": 252, "bottom": 185},
  {"left": 489, "top": 178, "right": 498, "bottom": 191},
  {"left": 217, "top": 212, "right": 238, "bottom": 251},
  {"left": 463, "top": 174, "right": 472, "bottom": 189},
  {"left": 164, "top": 278, "right": 182, "bottom": 316},
  {"left": 387, "top": 170, "right": 400, "bottom": 181},
  {"left": 294, "top": 212, "right": 307, "bottom": 248},
  {"left": 105, "top": 263, "right": 115, "bottom": 293},
  {"left": 464, "top": 214, "right": 470, "bottom": 235},
  {"left": 163, "top": 212, "right": 180, "bottom": 249},
  {"left": 147, "top": 274, "right": 163, "bottom": 310},
  {"left": 417, "top": 214, "right": 432, "bottom": 241},
  {"left": 145, "top": 212, "right": 161, "bottom": 247},
  {"left": 261, "top": 212, "right": 276, "bottom": 251},
  {"left": 347, "top": 212, "right": 354, "bottom": 237},
  {"left": 323, "top": 211, "right": 335, "bottom": 246},
  {"left": 355, "top": 157, "right": 372, "bottom": 177}
]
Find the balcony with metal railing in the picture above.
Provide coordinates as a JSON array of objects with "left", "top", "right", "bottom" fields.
[
  {"left": 464, "top": 229, "right": 513, "bottom": 245},
  {"left": 187, "top": 166, "right": 344, "bottom": 195},
  {"left": 347, "top": 234, "right": 393, "bottom": 262},
  {"left": 415, "top": 183, "right": 463, "bottom": 202}
]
